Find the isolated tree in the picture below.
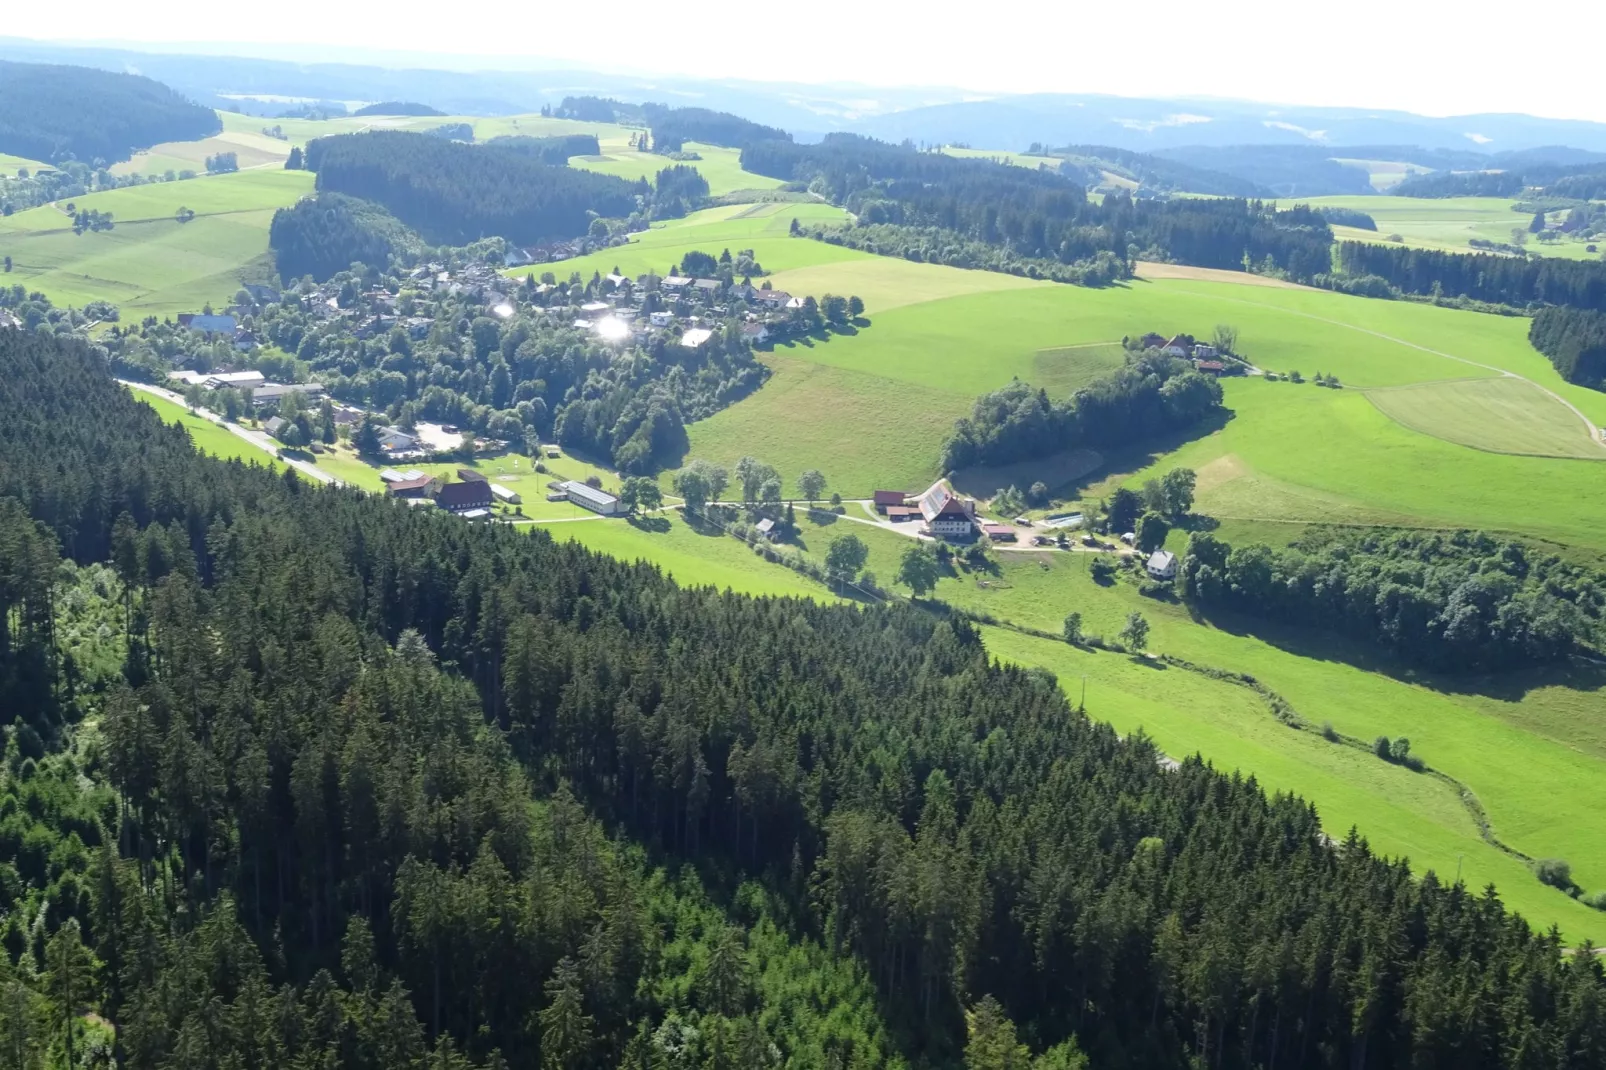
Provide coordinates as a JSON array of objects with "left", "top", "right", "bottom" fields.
[
  {"left": 1389, "top": 737, "right": 1412, "bottom": 764},
  {"left": 898, "top": 542, "right": 942, "bottom": 598},
  {"left": 848, "top": 295, "right": 865, "bottom": 317},
  {"left": 825, "top": 534, "right": 869, "bottom": 589},
  {"left": 1106, "top": 487, "right": 1143, "bottom": 533},
  {"left": 683, "top": 459, "right": 728, "bottom": 503},
  {"left": 797, "top": 469, "right": 826, "bottom": 504},
  {"left": 1211, "top": 324, "right": 1238, "bottom": 354},
  {"left": 286, "top": 145, "right": 304, "bottom": 169},
  {"left": 675, "top": 469, "right": 710, "bottom": 513},
  {"left": 620, "top": 476, "right": 661, "bottom": 513},
  {"left": 735, "top": 456, "right": 777, "bottom": 502},
  {"left": 1137, "top": 511, "right": 1170, "bottom": 553},
  {"left": 1158, "top": 468, "right": 1197, "bottom": 518},
  {"left": 1062, "top": 612, "right": 1083, "bottom": 645},
  {"left": 1530, "top": 210, "right": 1547, "bottom": 234},
  {"left": 1119, "top": 612, "right": 1150, "bottom": 654}
]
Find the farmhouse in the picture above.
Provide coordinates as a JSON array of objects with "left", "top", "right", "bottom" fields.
[
  {"left": 1146, "top": 550, "right": 1178, "bottom": 580},
  {"left": 263, "top": 416, "right": 290, "bottom": 440},
  {"left": 436, "top": 480, "right": 494, "bottom": 514},
  {"left": 561, "top": 480, "right": 621, "bottom": 516},
  {"left": 916, "top": 480, "right": 976, "bottom": 538},
  {"left": 753, "top": 290, "right": 791, "bottom": 308},
  {"left": 979, "top": 522, "right": 1017, "bottom": 542},
  {"left": 1160, "top": 335, "right": 1191, "bottom": 357},
  {"left": 386, "top": 475, "right": 438, "bottom": 499},
  {"left": 740, "top": 323, "right": 769, "bottom": 344},
  {"left": 872, "top": 490, "right": 909, "bottom": 513}
]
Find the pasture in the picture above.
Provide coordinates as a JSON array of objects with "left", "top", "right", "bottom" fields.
[
  {"left": 1366, "top": 376, "right": 1606, "bottom": 459},
  {"left": 0, "top": 169, "right": 313, "bottom": 317},
  {"left": 0, "top": 152, "right": 50, "bottom": 174},
  {"left": 571, "top": 142, "right": 784, "bottom": 198},
  {"left": 1282, "top": 194, "right": 1605, "bottom": 261}
]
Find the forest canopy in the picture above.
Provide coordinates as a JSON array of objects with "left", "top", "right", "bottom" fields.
[
  {"left": 0, "top": 59, "right": 221, "bottom": 164},
  {"left": 1529, "top": 304, "right": 1606, "bottom": 385},
  {"left": 304, "top": 130, "right": 642, "bottom": 246},
  {"left": 267, "top": 192, "right": 421, "bottom": 283},
  {"left": 351, "top": 101, "right": 444, "bottom": 117}
]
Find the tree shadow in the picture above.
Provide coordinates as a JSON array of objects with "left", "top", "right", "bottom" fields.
[
  {"left": 1059, "top": 408, "right": 1238, "bottom": 501},
  {"left": 628, "top": 515, "right": 671, "bottom": 533},
  {"left": 805, "top": 509, "right": 839, "bottom": 527}
]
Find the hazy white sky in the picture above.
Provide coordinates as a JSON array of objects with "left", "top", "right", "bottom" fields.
[{"left": 13, "top": 0, "right": 1606, "bottom": 121}]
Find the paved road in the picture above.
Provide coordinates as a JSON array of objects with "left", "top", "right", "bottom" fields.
[{"left": 119, "top": 379, "right": 340, "bottom": 485}]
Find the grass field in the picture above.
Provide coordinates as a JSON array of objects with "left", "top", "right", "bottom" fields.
[
  {"left": 512, "top": 203, "right": 861, "bottom": 284},
  {"left": 942, "top": 147, "right": 1066, "bottom": 173},
  {"left": 0, "top": 169, "right": 313, "bottom": 316},
  {"left": 134, "top": 393, "right": 289, "bottom": 469},
  {"left": 571, "top": 142, "right": 784, "bottom": 197},
  {"left": 1328, "top": 159, "right": 1433, "bottom": 191},
  {"left": 1366, "top": 376, "right": 1606, "bottom": 459},
  {"left": 1278, "top": 194, "right": 1606, "bottom": 261},
  {"left": 0, "top": 152, "right": 51, "bottom": 174}
]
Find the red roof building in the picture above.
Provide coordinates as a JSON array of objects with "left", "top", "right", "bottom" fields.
[{"left": 873, "top": 490, "right": 909, "bottom": 511}]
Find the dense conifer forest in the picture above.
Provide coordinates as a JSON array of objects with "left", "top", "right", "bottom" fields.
[
  {"left": 304, "top": 131, "right": 643, "bottom": 246},
  {"left": 641, "top": 104, "right": 790, "bottom": 152},
  {"left": 743, "top": 135, "right": 1334, "bottom": 280},
  {"left": 351, "top": 101, "right": 445, "bottom": 117},
  {"left": 484, "top": 133, "right": 603, "bottom": 164},
  {"left": 1529, "top": 305, "right": 1606, "bottom": 384},
  {"left": 7, "top": 328, "right": 1602, "bottom": 1066},
  {"left": 1336, "top": 242, "right": 1606, "bottom": 312},
  {"left": 940, "top": 350, "right": 1225, "bottom": 471},
  {"left": 268, "top": 192, "right": 420, "bottom": 283},
  {"left": 0, "top": 60, "right": 221, "bottom": 165}
]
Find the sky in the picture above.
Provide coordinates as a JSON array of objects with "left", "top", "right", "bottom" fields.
[{"left": 10, "top": 0, "right": 1606, "bottom": 122}]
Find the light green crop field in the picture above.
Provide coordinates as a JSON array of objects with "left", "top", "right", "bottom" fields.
[
  {"left": 1365, "top": 376, "right": 1606, "bottom": 459},
  {"left": 1280, "top": 194, "right": 1606, "bottom": 261},
  {"left": 1327, "top": 159, "right": 1432, "bottom": 192},
  {"left": 0, "top": 169, "right": 313, "bottom": 316},
  {"left": 571, "top": 142, "right": 784, "bottom": 198}
]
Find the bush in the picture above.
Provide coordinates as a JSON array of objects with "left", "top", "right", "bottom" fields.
[
  {"left": 1321, "top": 721, "right": 1338, "bottom": 742},
  {"left": 1535, "top": 858, "right": 1574, "bottom": 892},
  {"left": 1583, "top": 890, "right": 1606, "bottom": 911},
  {"left": 1373, "top": 736, "right": 1391, "bottom": 759}
]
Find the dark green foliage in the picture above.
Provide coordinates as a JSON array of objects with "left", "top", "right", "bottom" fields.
[
  {"left": 205, "top": 150, "right": 239, "bottom": 174},
  {"left": 484, "top": 133, "right": 601, "bottom": 164},
  {"left": 268, "top": 193, "right": 418, "bottom": 283},
  {"left": 551, "top": 96, "right": 643, "bottom": 123},
  {"left": 1150, "top": 144, "right": 1379, "bottom": 196},
  {"left": 1181, "top": 528, "right": 1601, "bottom": 671},
  {"left": 941, "top": 351, "right": 1223, "bottom": 470},
  {"left": 0, "top": 59, "right": 220, "bottom": 164},
  {"left": 4, "top": 331, "right": 1606, "bottom": 1068},
  {"left": 652, "top": 164, "right": 711, "bottom": 218},
  {"left": 304, "top": 131, "right": 641, "bottom": 246},
  {"left": 810, "top": 221, "right": 1130, "bottom": 285},
  {"left": 1529, "top": 305, "right": 1606, "bottom": 385},
  {"left": 1394, "top": 170, "right": 1526, "bottom": 198},
  {"left": 352, "top": 101, "right": 445, "bottom": 117},
  {"left": 746, "top": 135, "right": 1334, "bottom": 281},
  {"left": 1051, "top": 143, "right": 1267, "bottom": 196},
  {"left": 1337, "top": 241, "right": 1606, "bottom": 311},
  {"left": 1315, "top": 205, "right": 1378, "bottom": 230},
  {"left": 642, "top": 103, "right": 790, "bottom": 152}
]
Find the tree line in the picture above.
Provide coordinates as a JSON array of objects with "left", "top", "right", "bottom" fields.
[
  {"left": 1336, "top": 240, "right": 1606, "bottom": 311},
  {"left": 741, "top": 135, "right": 1336, "bottom": 281},
  {"left": 1529, "top": 305, "right": 1606, "bottom": 385},
  {"left": 304, "top": 130, "right": 643, "bottom": 247},
  {"left": 0, "top": 59, "right": 220, "bottom": 165},
  {"left": 640, "top": 103, "right": 791, "bottom": 152},
  {"left": 484, "top": 133, "right": 602, "bottom": 164},
  {"left": 1180, "top": 527, "right": 1602, "bottom": 672},
  {"left": 5, "top": 329, "right": 1606, "bottom": 1068},
  {"left": 940, "top": 347, "right": 1225, "bottom": 471}
]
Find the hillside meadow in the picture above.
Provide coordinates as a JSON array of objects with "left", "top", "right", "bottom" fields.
[
  {"left": 0, "top": 168, "right": 313, "bottom": 316},
  {"left": 1279, "top": 194, "right": 1606, "bottom": 261}
]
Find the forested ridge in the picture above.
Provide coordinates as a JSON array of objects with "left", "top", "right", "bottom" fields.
[
  {"left": 1529, "top": 305, "right": 1606, "bottom": 385},
  {"left": 744, "top": 135, "right": 1335, "bottom": 281},
  {"left": 4, "top": 329, "right": 1606, "bottom": 1067},
  {"left": 0, "top": 60, "right": 220, "bottom": 165},
  {"left": 1336, "top": 241, "right": 1606, "bottom": 313},
  {"left": 305, "top": 131, "right": 643, "bottom": 246}
]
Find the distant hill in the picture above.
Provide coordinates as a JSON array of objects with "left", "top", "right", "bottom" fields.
[
  {"left": 1151, "top": 145, "right": 1376, "bottom": 197},
  {"left": 0, "top": 59, "right": 220, "bottom": 164},
  {"left": 1049, "top": 144, "right": 1268, "bottom": 196},
  {"left": 352, "top": 101, "right": 444, "bottom": 117}
]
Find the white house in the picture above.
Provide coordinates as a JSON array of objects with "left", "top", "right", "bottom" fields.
[
  {"left": 916, "top": 479, "right": 977, "bottom": 538},
  {"left": 1146, "top": 550, "right": 1178, "bottom": 580},
  {"left": 561, "top": 480, "right": 621, "bottom": 516}
]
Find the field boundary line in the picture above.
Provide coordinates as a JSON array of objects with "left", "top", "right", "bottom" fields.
[{"left": 1164, "top": 286, "right": 1606, "bottom": 450}]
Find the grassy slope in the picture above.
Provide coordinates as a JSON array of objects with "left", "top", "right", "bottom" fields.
[
  {"left": 1366, "top": 377, "right": 1606, "bottom": 459},
  {"left": 134, "top": 393, "right": 288, "bottom": 469},
  {"left": 1281, "top": 194, "right": 1606, "bottom": 262},
  {"left": 0, "top": 169, "right": 313, "bottom": 316},
  {"left": 0, "top": 152, "right": 51, "bottom": 173},
  {"left": 571, "top": 142, "right": 784, "bottom": 197}
]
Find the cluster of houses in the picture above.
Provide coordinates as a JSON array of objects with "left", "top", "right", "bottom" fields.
[
  {"left": 542, "top": 272, "right": 818, "bottom": 350},
  {"left": 1139, "top": 332, "right": 1235, "bottom": 375},
  {"left": 380, "top": 466, "right": 522, "bottom": 519}
]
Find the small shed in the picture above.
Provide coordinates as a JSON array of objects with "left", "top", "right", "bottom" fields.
[{"left": 872, "top": 490, "right": 909, "bottom": 513}]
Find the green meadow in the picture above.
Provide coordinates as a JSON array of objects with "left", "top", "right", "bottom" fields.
[
  {"left": 0, "top": 169, "right": 313, "bottom": 316},
  {"left": 571, "top": 142, "right": 785, "bottom": 197},
  {"left": 1281, "top": 194, "right": 1605, "bottom": 261},
  {"left": 0, "top": 152, "right": 50, "bottom": 174},
  {"left": 133, "top": 393, "right": 288, "bottom": 469}
]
